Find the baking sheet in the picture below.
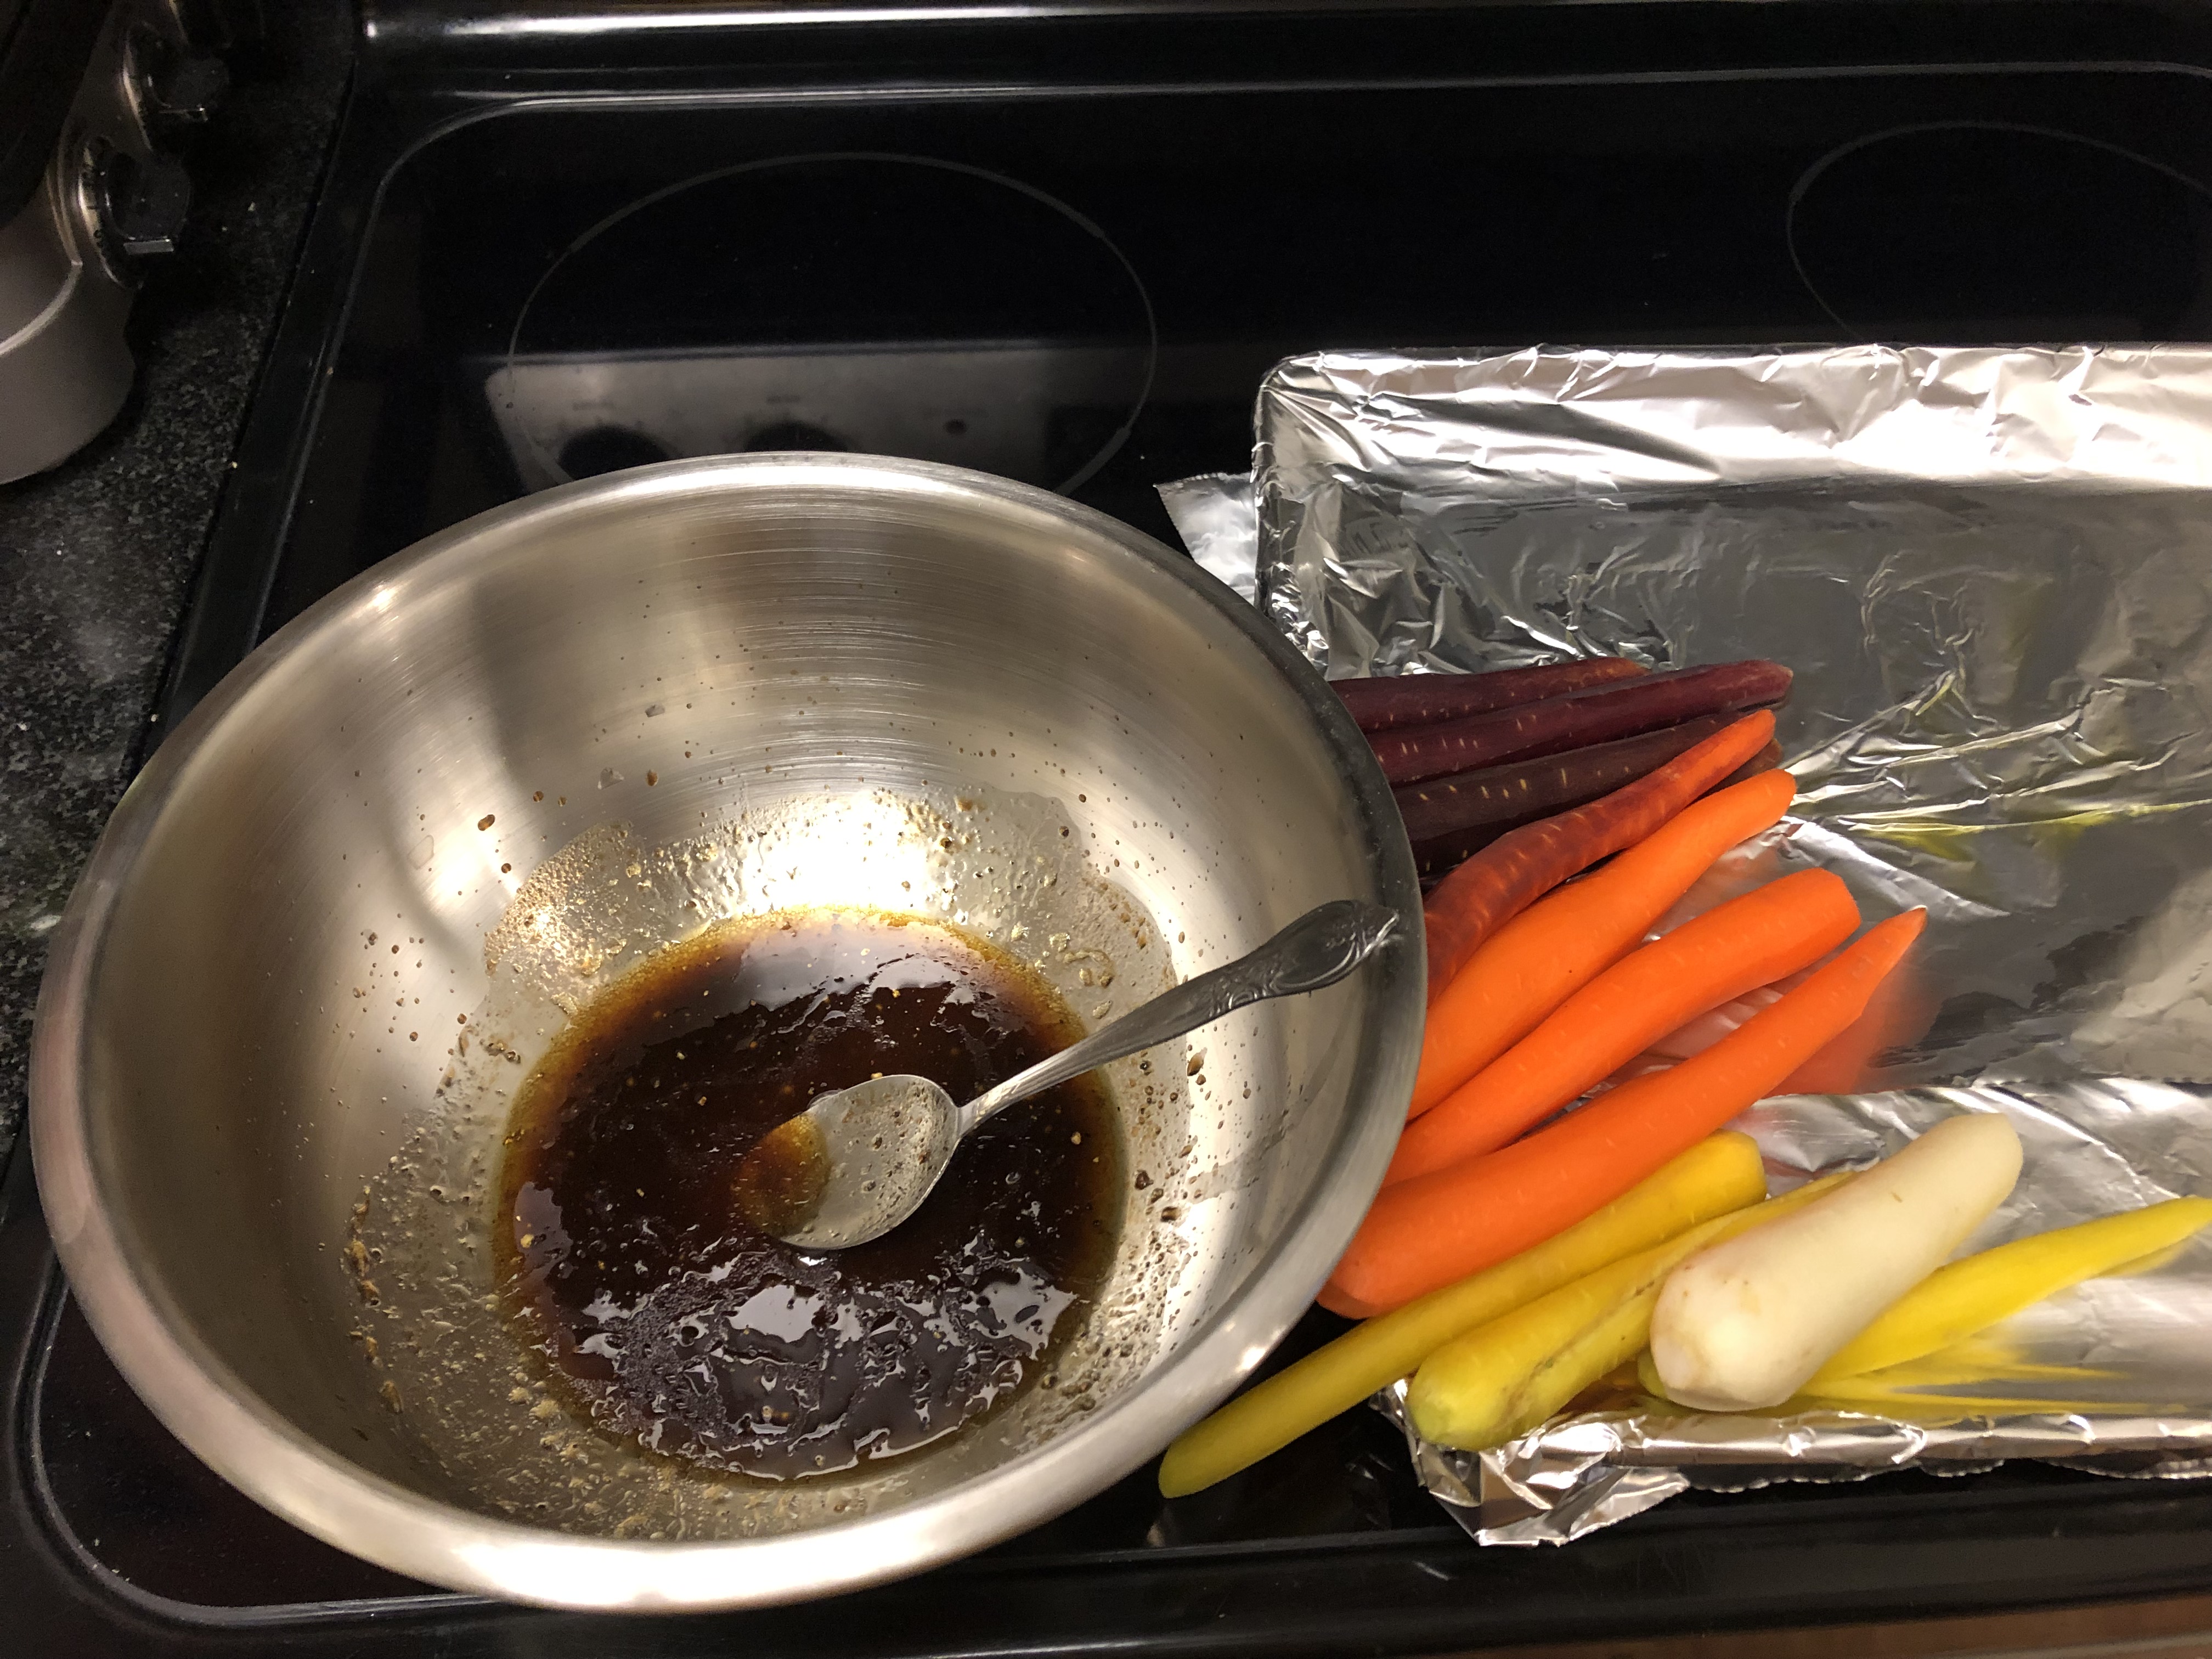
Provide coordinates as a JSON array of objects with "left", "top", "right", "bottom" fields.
[{"left": 1159, "top": 345, "right": 2212, "bottom": 1543}]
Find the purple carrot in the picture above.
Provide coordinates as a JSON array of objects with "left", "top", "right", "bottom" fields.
[
  {"left": 1369, "top": 660, "right": 1791, "bottom": 789},
  {"left": 1334, "top": 658, "right": 1646, "bottom": 736},
  {"left": 1397, "top": 715, "right": 1733, "bottom": 882}
]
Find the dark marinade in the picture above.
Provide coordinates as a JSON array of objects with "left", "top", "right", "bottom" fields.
[{"left": 499, "top": 909, "right": 1122, "bottom": 1480}]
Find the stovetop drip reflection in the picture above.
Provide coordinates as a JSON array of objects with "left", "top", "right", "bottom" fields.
[{"left": 494, "top": 153, "right": 1158, "bottom": 493}]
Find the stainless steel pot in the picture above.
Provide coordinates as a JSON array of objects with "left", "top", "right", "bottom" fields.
[{"left": 30, "top": 454, "right": 1423, "bottom": 1610}]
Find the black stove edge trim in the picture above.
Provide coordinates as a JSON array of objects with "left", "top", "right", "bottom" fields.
[
  {"left": 351, "top": 0, "right": 2212, "bottom": 84},
  {"left": 352, "top": 0, "right": 1876, "bottom": 44},
  {"left": 0, "top": 1153, "right": 193, "bottom": 1651},
  {"left": 352, "top": 0, "right": 2201, "bottom": 43},
  {"left": 2, "top": 1153, "right": 494, "bottom": 1635},
  {"left": 365, "top": 55, "right": 2212, "bottom": 105}
]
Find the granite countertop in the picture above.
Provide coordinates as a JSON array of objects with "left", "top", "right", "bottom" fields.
[{"left": 0, "top": 1, "right": 352, "bottom": 1163}]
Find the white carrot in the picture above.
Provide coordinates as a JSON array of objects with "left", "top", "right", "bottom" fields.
[{"left": 1647, "top": 1112, "right": 2023, "bottom": 1410}]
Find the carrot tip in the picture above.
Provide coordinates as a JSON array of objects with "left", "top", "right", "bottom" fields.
[{"left": 1317, "top": 1283, "right": 1380, "bottom": 1320}]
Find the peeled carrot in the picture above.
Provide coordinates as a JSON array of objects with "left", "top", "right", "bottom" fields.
[
  {"left": 1407, "top": 1172, "right": 1849, "bottom": 1451},
  {"left": 1328, "top": 907, "right": 1927, "bottom": 1313},
  {"left": 1421, "top": 711, "right": 1775, "bottom": 1005},
  {"left": 1336, "top": 658, "right": 1646, "bottom": 735},
  {"left": 1411, "top": 766, "right": 1795, "bottom": 1117},
  {"left": 1651, "top": 1111, "right": 2021, "bottom": 1410},
  {"left": 1388, "top": 868, "right": 1860, "bottom": 1185}
]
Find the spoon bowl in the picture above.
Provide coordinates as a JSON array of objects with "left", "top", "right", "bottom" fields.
[
  {"left": 737, "top": 1074, "right": 962, "bottom": 1249},
  {"left": 745, "top": 899, "right": 1400, "bottom": 1250}
]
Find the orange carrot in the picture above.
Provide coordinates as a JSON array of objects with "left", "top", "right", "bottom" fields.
[
  {"left": 1387, "top": 868, "right": 1860, "bottom": 1185},
  {"left": 1329, "top": 908, "right": 1927, "bottom": 1313},
  {"left": 1714, "top": 737, "right": 1784, "bottom": 792},
  {"left": 1421, "top": 711, "right": 1775, "bottom": 1003},
  {"left": 1317, "top": 1283, "right": 1387, "bottom": 1319},
  {"left": 1410, "top": 767, "right": 1795, "bottom": 1118},
  {"left": 1775, "top": 949, "right": 1934, "bottom": 1096}
]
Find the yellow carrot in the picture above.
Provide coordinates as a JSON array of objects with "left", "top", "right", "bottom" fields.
[
  {"left": 1155, "top": 1133, "right": 1768, "bottom": 1497},
  {"left": 1407, "top": 1172, "right": 1848, "bottom": 1452},
  {"left": 1806, "top": 1195, "right": 2212, "bottom": 1385}
]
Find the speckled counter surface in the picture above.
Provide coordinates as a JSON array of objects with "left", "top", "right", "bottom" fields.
[{"left": 0, "top": 1, "right": 353, "bottom": 1161}]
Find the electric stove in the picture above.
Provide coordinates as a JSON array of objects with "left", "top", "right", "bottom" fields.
[{"left": 13, "top": 2, "right": 2212, "bottom": 1651}]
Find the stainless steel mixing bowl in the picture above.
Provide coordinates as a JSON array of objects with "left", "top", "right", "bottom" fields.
[{"left": 30, "top": 454, "right": 1423, "bottom": 1610}]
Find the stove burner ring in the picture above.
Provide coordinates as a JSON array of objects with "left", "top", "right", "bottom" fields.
[
  {"left": 503, "top": 151, "right": 1158, "bottom": 496},
  {"left": 1784, "top": 120, "right": 2212, "bottom": 341}
]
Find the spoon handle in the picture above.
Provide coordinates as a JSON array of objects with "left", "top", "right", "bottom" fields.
[{"left": 957, "top": 899, "right": 1401, "bottom": 1133}]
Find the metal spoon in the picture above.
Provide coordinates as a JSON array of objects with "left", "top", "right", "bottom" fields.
[{"left": 735, "top": 898, "right": 1401, "bottom": 1250}]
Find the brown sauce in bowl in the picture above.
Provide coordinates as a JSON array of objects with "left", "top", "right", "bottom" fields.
[{"left": 497, "top": 909, "right": 1122, "bottom": 1481}]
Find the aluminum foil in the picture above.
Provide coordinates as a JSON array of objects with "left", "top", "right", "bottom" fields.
[{"left": 1156, "top": 345, "right": 2212, "bottom": 1544}]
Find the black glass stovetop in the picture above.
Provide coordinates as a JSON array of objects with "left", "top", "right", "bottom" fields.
[{"left": 15, "top": 3, "right": 2212, "bottom": 1652}]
